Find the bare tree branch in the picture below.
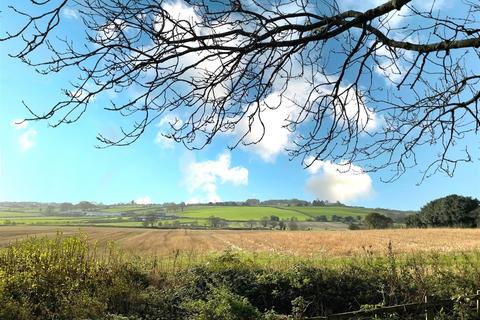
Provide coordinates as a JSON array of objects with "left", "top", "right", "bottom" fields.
[{"left": 2, "top": 0, "right": 480, "bottom": 180}]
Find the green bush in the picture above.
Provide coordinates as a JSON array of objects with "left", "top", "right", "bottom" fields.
[{"left": 182, "top": 286, "right": 261, "bottom": 320}]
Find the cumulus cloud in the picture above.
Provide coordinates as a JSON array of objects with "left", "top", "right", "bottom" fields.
[
  {"left": 135, "top": 196, "right": 152, "bottom": 205},
  {"left": 149, "top": 1, "right": 379, "bottom": 162},
  {"left": 97, "top": 18, "right": 126, "bottom": 42},
  {"left": 154, "top": 115, "right": 183, "bottom": 149},
  {"left": 334, "top": 87, "right": 380, "bottom": 132},
  {"left": 305, "top": 157, "right": 373, "bottom": 203},
  {"left": 373, "top": 42, "right": 415, "bottom": 84},
  {"left": 236, "top": 75, "right": 379, "bottom": 162},
  {"left": 184, "top": 153, "right": 248, "bottom": 203},
  {"left": 19, "top": 128, "right": 37, "bottom": 152},
  {"left": 62, "top": 8, "right": 79, "bottom": 20},
  {"left": 11, "top": 119, "right": 28, "bottom": 130},
  {"left": 236, "top": 78, "right": 317, "bottom": 162}
]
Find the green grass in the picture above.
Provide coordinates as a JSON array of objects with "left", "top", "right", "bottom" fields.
[
  {"left": 0, "top": 216, "right": 130, "bottom": 226},
  {"left": 0, "top": 205, "right": 394, "bottom": 227},
  {"left": 180, "top": 205, "right": 374, "bottom": 221},
  {"left": 0, "top": 211, "right": 42, "bottom": 218},
  {"left": 181, "top": 206, "right": 310, "bottom": 221},
  {"left": 281, "top": 206, "right": 372, "bottom": 218},
  {"left": 98, "top": 205, "right": 146, "bottom": 213}
]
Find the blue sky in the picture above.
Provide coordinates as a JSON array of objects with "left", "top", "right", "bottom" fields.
[{"left": 1, "top": 0, "right": 479, "bottom": 210}]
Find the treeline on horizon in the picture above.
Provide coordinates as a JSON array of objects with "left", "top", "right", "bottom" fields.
[
  {"left": 3, "top": 194, "right": 480, "bottom": 230},
  {"left": 0, "top": 198, "right": 415, "bottom": 214}
]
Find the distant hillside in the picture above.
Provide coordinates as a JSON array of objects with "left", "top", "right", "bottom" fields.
[{"left": 179, "top": 205, "right": 415, "bottom": 222}]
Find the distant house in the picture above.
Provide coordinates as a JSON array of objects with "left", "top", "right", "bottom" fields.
[{"left": 59, "top": 210, "right": 86, "bottom": 216}]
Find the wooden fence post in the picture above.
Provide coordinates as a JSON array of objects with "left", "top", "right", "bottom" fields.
[
  {"left": 477, "top": 290, "right": 480, "bottom": 316},
  {"left": 424, "top": 295, "right": 429, "bottom": 320}
]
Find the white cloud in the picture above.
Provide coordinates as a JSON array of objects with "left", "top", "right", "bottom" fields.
[
  {"left": 151, "top": 0, "right": 242, "bottom": 101},
  {"left": 334, "top": 87, "right": 379, "bottom": 132},
  {"left": 97, "top": 18, "right": 126, "bottom": 42},
  {"left": 19, "top": 128, "right": 37, "bottom": 152},
  {"left": 135, "top": 196, "right": 152, "bottom": 205},
  {"left": 236, "top": 75, "right": 379, "bottom": 162},
  {"left": 11, "top": 119, "right": 28, "bottom": 130},
  {"left": 373, "top": 42, "right": 414, "bottom": 84},
  {"left": 237, "top": 94, "right": 293, "bottom": 162},
  {"left": 148, "top": 1, "right": 380, "bottom": 163},
  {"left": 62, "top": 8, "right": 79, "bottom": 20},
  {"left": 183, "top": 152, "right": 248, "bottom": 203},
  {"left": 155, "top": 134, "right": 175, "bottom": 149},
  {"left": 237, "top": 77, "right": 315, "bottom": 162},
  {"left": 305, "top": 156, "right": 373, "bottom": 203},
  {"left": 154, "top": 114, "right": 183, "bottom": 149}
]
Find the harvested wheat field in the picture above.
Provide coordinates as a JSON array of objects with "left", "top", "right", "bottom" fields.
[{"left": 1, "top": 226, "right": 480, "bottom": 257}]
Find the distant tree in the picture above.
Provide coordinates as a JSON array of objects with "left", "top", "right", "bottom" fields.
[
  {"left": 287, "top": 219, "right": 299, "bottom": 231},
  {"left": 260, "top": 216, "right": 270, "bottom": 228},
  {"left": 270, "top": 215, "right": 280, "bottom": 222},
  {"left": 419, "top": 195, "right": 479, "bottom": 227},
  {"left": 207, "top": 216, "right": 228, "bottom": 228},
  {"left": 180, "top": 202, "right": 186, "bottom": 213},
  {"left": 348, "top": 223, "right": 361, "bottom": 230},
  {"left": 245, "top": 199, "right": 260, "bottom": 206},
  {"left": 207, "top": 216, "right": 220, "bottom": 228},
  {"left": 59, "top": 202, "right": 74, "bottom": 212},
  {"left": 364, "top": 212, "right": 393, "bottom": 229},
  {"left": 331, "top": 215, "right": 341, "bottom": 222},
  {"left": 343, "top": 216, "right": 355, "bottom": 224},
  {"left": 312, "top": 200, "right": 326, "bottom": 207},
  {"left": 189, "top": 221, "right": 199, "bottom": 227},
  {"left": 278, "top": 221, "right": 287, "bottom": 231},
  {"left": 45, "top": 205, "right": 54, "bottom": 215},
  {"left": 245, "top": 220, "right": 257, "bottom": 229},
  {"left": 141, "top": 216, "right": 157, "bottom": 227},
  {"left": 269, "top": 220, "right": 279, "bottom": 229},
  {"left": 314, "top": 215, "right": 327, "bottom": 222},
  {"left": 77, "top": 201, "right": 94, "bottom": 211},
  {"left": 405, "top": 214, "right": 425, "bottom": 228}
]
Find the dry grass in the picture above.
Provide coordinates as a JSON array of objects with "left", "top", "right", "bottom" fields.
[{"left": 0, "top": 226, "right": 479, "bottom": 257}]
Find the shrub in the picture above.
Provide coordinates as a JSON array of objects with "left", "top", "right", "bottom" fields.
[{"left": 182, "top": 286, "right": 261, "bottom": 320}]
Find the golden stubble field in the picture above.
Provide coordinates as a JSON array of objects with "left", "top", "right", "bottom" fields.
[{"left": 1, "top": 226, "right": 480, "bottom": 257}]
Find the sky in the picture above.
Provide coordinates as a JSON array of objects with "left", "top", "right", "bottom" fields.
[{"left": 1, "top": 0, "right": 479, "bottom": 210}]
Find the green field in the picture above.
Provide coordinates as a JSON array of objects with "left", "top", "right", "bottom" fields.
[
  {"left": 98, "top": 205, "right": 147, "bottom": 213},
  {"left": 282, "top": 206, "right": 372, "bottom": 218},
  {"left": 0, "top": 211, "right": 42, "bottom": 218},
  {"left": 179, "top": 205, "right": 373, "bottom": 221},
  {"left": 0, "top": 204, "right": 399, "bottom": 228},
  {"left": 181, "top": 206, "right": 310, "bottom": 221}
]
